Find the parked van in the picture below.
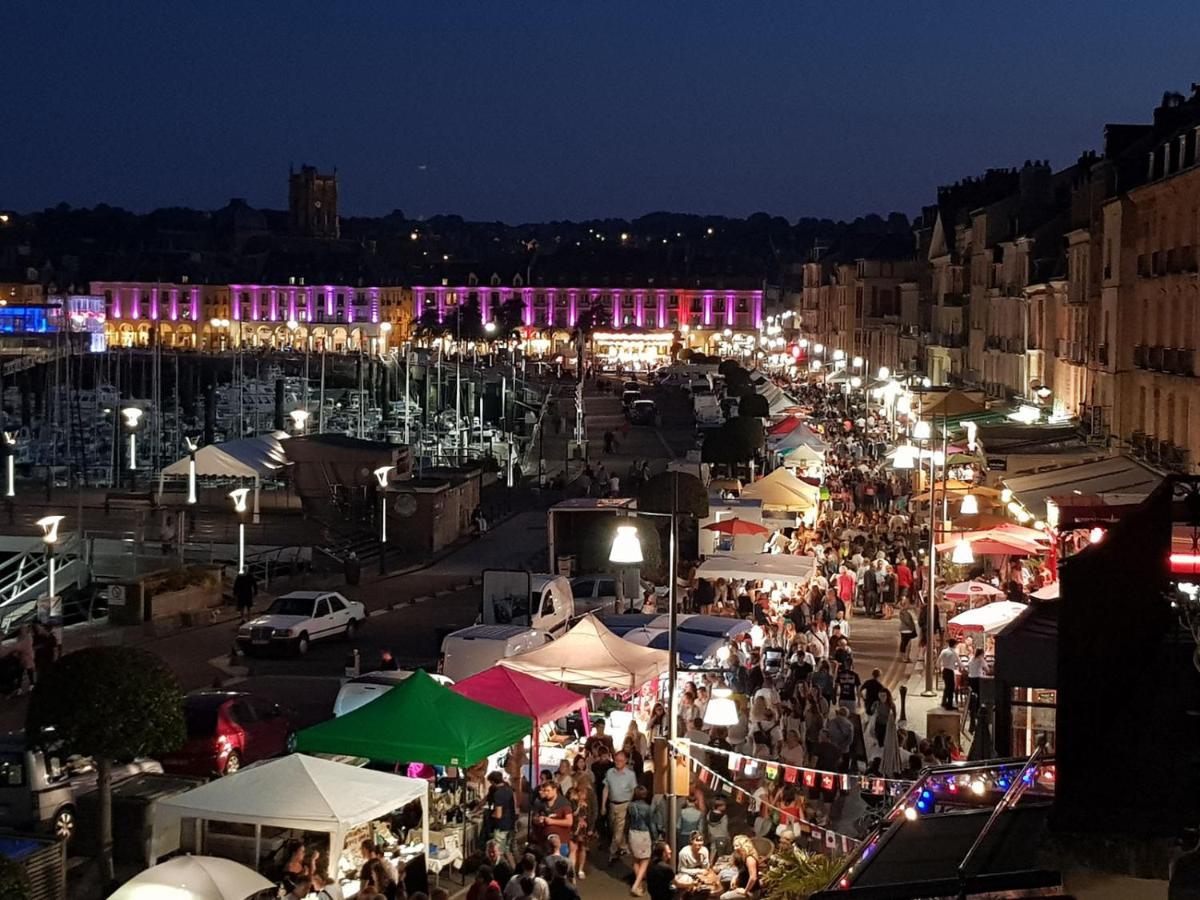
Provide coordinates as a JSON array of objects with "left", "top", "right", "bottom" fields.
[
  {"left": 333, "top": 670, "right": 456, "bottom": 717},
  {"left": 480, "top": 571, "right": 575, "bottom": 636},
  {"left": 0, "top": 733, "right": 163, "bottom": 841},
  {"left": 439, "top": 624, "right": 550, "bottom": 682}
]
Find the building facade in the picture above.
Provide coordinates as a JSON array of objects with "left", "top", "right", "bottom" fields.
[{"left": 91, "top": 280, "right": 411, "bottom": 351}]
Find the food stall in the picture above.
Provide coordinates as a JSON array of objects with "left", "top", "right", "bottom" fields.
[
  {"left": 295, "top": 670, "right": 534, "bottom": 877},
  {"left": 451, "top": 665, "right": 593, "bottom": 780},
  {"left": 151, "top": 754, "right": 429, "bottom": 897}
]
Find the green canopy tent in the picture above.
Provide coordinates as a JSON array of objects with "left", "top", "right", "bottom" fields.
[{"left": 296, "top": 669, "right": 532, "bottom": 767}]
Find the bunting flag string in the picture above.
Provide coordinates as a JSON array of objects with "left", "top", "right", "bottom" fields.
[
  {"left": 673, "top": 747, "right": 861, "bottom": 855},
  {"left": 675, "top": 737, "right": 913, "bottom": 795}
]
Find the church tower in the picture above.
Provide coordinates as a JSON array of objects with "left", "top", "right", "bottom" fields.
[{"left": 288, "top": 164, "right": 339, "bottom": 239}]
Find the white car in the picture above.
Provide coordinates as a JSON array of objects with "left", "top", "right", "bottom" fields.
[
  {"left": 333, "top": 669, "right": 455, "bottom": 717},
  {"left": 237, "top": 590, "right": 365, "bottom": 656}
]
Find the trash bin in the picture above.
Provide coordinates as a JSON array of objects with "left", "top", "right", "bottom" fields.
[{"left": 344, "top": 553, "right": 361, "bottom": 586}]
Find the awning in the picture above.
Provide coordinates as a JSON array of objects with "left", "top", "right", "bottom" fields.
[
  {"left": 451, "top": 666, "right": 589, "bottom": 730},
  {"left": 1002, "top": 455, "right": 1162, "bottom": 521},
  {"left": 741, "top": 467, "right": 820, "bottom": 510},
  {"left": 161, "top": 434, "right": 290, "bottom": 480},
  {"left": 499, "top": 614, "right": 670, "bottom": 691},
  {"left": 152, "top": 754, "right": 429, "bottom": 869},
  {"left": 296, "top": 669, "right": 532, "bottom": 767},
  {"left": 994, "top": 601, "right": 1059, "bottom": 687},
  {"left": 696, "top": 552, "right": 815, "bottom": 583}
]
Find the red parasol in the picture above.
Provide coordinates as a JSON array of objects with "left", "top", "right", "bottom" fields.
[{"left": 703, "top": 517, "right": 770, "bottom": 536}]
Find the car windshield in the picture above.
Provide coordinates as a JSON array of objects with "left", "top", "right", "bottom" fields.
[
  {"left": 266, "top": 597, "right": 315, "bottom": 617},
  {"left": 184, "top": 706, "right": 220, "bottom": 737}
]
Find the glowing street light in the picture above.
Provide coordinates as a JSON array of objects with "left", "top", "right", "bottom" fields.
[
  {"left": 2, "top": 431, "right": 14, "bottom": 498},
  {"left": 878, "top": 366, "right": 890, "bottom": 380},
  {"left": 289, "top": 408, "right": 310, "bottom": 435},
  {"left": 912, "top": 419, "right": 932, "bottom": 442},
  {"left": 184, "top": 436, "right": 199, "bottom": 505},
  {"left": 952, "top": 539, "right": 976, "bottom": 565},
  {"left": 959, "top": 493, "right": 979, "bottom": 516},
  {"left": 122, "top": 407, "right": 143, "bottom": 488},
  {"left": 833, "top": 348, "right": 846, "bottom": 362},
  {"left": 374, "top": 466, "right": 394, "bottom": 543},
  {"left": 37, "top": 515, "right": 64, "bottom": 599},
  {"left": 229, "top": 488, "right": 250, "bottom": 574},
  {"left": 852, "top": 356, "right": 863, "bottom": 368}
]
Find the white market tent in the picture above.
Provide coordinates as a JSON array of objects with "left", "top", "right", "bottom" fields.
[
  {"left": 159, "top": 434, "right": 291, "bottom": 523},
  {"left": 948, "top": 600, "right": 1029, "bottom": 636},
  {"left": 499, "top": 614, "right": 670, "bottom": 690},
  {"left": 696, "top": 551, "right": 816, "bottom": 583},
  {"left": 780, "top": 442, "right": 826, "bottom": 467},
  {"left": 152, "top": 754, "right": 429, "bottom": 871},
  {"left": 741, "top": 467, "right": 820, "bottom": 511}
]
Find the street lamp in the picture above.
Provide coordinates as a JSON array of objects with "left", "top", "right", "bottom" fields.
[
  {"left": 813, "top": 343, "right": 824, "bottom": 356},
  {"left": 833, "top": 348, "right": 845, "bottom": 362},
  {"left": 2, "top": 432, "right": 14, "bottom": 498},
  {"left": 374, "top": 465, "right": 394, "bottom": 573},
  {"left": 959, "top": 492, "right": 979, "bottom": 516},
  {"left": 229, "top": 488, "right": 249, "bottom": 574},
  {"left": 608, "top": 497, "right": 682, "bottom": 857},
  {"left": 37, "top": 514, "right": 64, "bottom": 599},
  {"left": 184, "top": 436, "right": 198, "bottom": 505},
  {"left": 484, "top": 321, "right": 497, "bottom": 335},
  {"left": 852, "top": 356, "right": 863, "bottom": 369},
  {"left": 703, "top": 688, "right": 740, "bottom": 726},
  {"left": 289, "top": 408, "right": 310, "bottom": 435},
  {"left": 122, "top": 407, "right": 143, "bottom": 488},
  {"left": 878, "top": 366, "right": 890, "bottom": 380},
  {"left": 952, "top": 539, "right": 976, "bottom": 565},
  {"left": 912, "top": 419, "right": 932, "bottom": 441}
]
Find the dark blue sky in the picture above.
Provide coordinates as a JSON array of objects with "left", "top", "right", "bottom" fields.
[{"left": 5, "top": 2, "right": 1200, "bottom": 222}]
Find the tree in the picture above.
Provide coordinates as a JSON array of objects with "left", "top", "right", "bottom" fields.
[
  {"left": 27, "top": 647, "right": 184, "bottom": 882},
  {"left": 762, "top": 848, "right": 845, "bottom": 900},
  {"left": 638, "top": 471, "right": 709, "bottom": 518},
  {"left": 638, "top": 471, "right": 709, "bottom": 566},
  {"left": 738, "top": 391, "right": 770, "bottom": 419},
  {"left": 723, "top": 365, "right": 752, "bottom": 394},
  {"left": 701, "top": 416, "right": 764, "bottom": 468}
]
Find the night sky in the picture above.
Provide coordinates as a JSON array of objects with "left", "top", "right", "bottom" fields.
[{"left": 6, "top": 2, "right": 1200, "bottom": 222}]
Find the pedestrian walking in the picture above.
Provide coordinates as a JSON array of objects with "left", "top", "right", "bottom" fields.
[{"left": 233, "top": 569, "right": 258, "bottom": 622}]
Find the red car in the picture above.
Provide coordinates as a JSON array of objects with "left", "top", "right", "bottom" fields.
[{"left": 163, "top": 691, "right": 296, "bottom": 777}]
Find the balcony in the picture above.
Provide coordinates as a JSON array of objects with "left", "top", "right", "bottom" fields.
[
  {"left": 1098, "top": 343, "right": 1109, "bottom": 366},
  {"left": 1148, "top": 346, "right": 1165, "bottom": 370}
]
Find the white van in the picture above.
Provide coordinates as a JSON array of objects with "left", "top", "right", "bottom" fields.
[
  {"left": 439, "top": 625, "right": 551, "bottom": 682},
  {"left": 333, "top": 670, "right": 455, "bottom": 717},
  {"left": 480, "top": 571, "right": 575, "bottom": 636}
]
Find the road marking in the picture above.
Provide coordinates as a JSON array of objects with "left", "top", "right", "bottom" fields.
[{"left": 369, "top": 609, "right": 389, "bottom": 618}]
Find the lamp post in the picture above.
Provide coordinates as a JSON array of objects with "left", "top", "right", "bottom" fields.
[
  {"left": 608, "top": 481, "right": 680, "bottom": 858},
  {"left": 912, "top": 418, "right": 940, "bottom": 696},
  {"left": 2, "top": 431, "right": 14, "bottom": 499},
  {"left": 37, "top": 515, "right": 63, "bottom": 600},
  {"left": 184, "top": 436, "right": 198, "bottom": 505},
  {"left": 374, "top": 465, "right": 394, "bottom": 574},
  {"left": 229, "top": 488, "right": 249, "bottom": 574},
  {"left": 121, "top": 407, "right": 143, "bottom": 489},
  {"left": 289, "top": 408, "right": 310, "bottom": 435}
]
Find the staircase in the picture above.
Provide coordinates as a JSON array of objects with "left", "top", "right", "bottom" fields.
[{"left": 0, "top": 532, "right": 89, "bottom": 631}]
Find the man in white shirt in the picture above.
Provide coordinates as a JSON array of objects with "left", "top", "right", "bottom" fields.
[
  {"left": 677, "top": 831, "right": 711, "bottom": 875},
  {"left": 966, "top": 648, "right": 989, "bottom": 733},
  {"left": 938, "top": 640, "right": 962, "bottom": 710}
]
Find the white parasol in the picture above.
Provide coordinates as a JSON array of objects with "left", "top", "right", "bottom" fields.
[{"left": 107, "top": 855, "right": 274, "bottom": 900}]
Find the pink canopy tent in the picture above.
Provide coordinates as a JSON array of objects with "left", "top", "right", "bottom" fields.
[
  {"left": 452, "top": 666, "right": 592, "bottom": 736},
  {"left": 452, "top": 666, "right": 592, "bottom": 806}
]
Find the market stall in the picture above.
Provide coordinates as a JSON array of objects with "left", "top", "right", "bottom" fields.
[
  {"left": 948, "top": 600, "right": 1028, "bottom": 637},
  {"left": 620, "top": 627, "right": 726, "bottom": 667},
  {"left": 740, "top": 466, "right": 820, "bottom": 515},
  {"left": 499, "top": 614, "right": 670, "bottom": 690},
  {"left": 296, "top": 669, "right": 532, "bottom": 767},
  {"left": 151, "top": 754, "right": 429, "bottom": 896},
  {"left": 694, "top": 551, "right": 816, "bottom": 583}
]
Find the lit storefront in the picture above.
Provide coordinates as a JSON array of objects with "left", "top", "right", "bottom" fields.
[{"left": 590, "top": 330, "right": 675, "bottom": 371}]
